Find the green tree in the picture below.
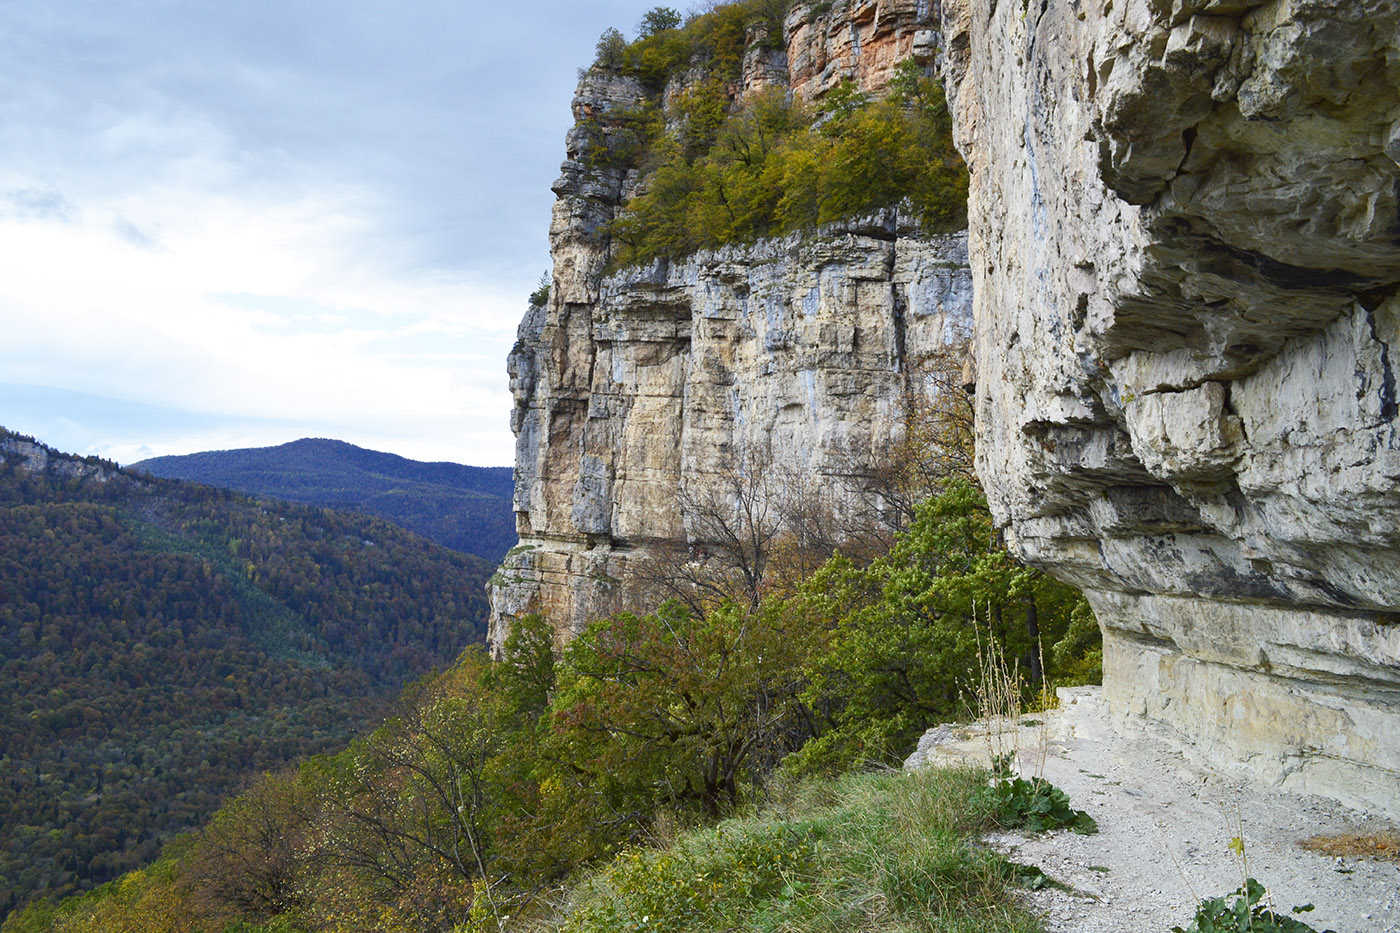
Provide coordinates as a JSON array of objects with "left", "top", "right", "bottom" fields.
[
  {"left": 595, "top": 27, "right": 627, "bottom": 69},
  {"left": 789, "top": 482, "right": 1099, "bottom": 774},
  {"left": 638, "top": 7, "right": 682, "bottom": 36},
  {"left": 552, "top": 600, "right": 813, "bottom": 820}
]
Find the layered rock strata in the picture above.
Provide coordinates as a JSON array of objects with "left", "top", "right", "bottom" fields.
[
  {"left": 490, "top": 1, "right": 967, "bottom": 649},
  {"left": 942, "top": 0, "right": 1400, "bottom": 814},
  {"left": 494, "top": 217, "right": 971, "bottom": 644}
]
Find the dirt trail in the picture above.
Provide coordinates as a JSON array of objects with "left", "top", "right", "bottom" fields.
[{"left": 906, "top": 687, "right": 1400, "bottom": 933}]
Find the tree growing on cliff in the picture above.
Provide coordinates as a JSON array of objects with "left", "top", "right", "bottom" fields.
[
  {"left": 594, "top": 27, "right": 627, "bottom": 69},
  {"left": 626, "top": 442, "right": 784, "bottom": 616},
  {"left": 638, "top": 6, "right": 682, "bottom": 36}
]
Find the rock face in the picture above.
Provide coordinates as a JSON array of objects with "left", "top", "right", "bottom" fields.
[
  {"left": 490, "top": 0, "right": 968, "bottom": 648},
  {"left": 495, "top": 217, "right": 971, "bottom": 644},
  {"left": 0, "top": 431, "right": 124, "bottom": 485},
  {"left": 942, "top": 0, "right": 1400, "bottom": 814},
  {"left": 784, "top": 0, "right": 942, "bottom": 100}
]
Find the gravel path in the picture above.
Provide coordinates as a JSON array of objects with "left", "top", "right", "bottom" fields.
[{"left": 906, "top": 687, "right": 1400, "bottom": 933}]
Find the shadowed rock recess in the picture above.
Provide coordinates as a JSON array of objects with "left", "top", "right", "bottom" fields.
[
  {"left": 943, "top": 0, "right": 1400, "bottom": 814},
  {"left": 490, "top": 1, "right": 969, "bottom": 643}
]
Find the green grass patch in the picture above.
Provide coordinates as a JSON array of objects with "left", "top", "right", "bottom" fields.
[{"left": 551, "top": 766, "right": 1041, "bottom": 933}]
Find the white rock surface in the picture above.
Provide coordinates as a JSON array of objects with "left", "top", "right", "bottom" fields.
[
  {"left": 493, "top": 214, "right": 971, "bottom": 645},
  {"left": 909, "top": 687, "right": 1400, "bottom": 933},
  {"left": 942, "top": 0, "right": 1400, "bottom": 816}
]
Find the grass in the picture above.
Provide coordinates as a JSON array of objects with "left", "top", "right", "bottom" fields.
[
  {"left": 1298, "top": 830, "right": 1400, "bottom": 863},
  {"left": 536, "top": 766, "right": 1042, "bottom": 933}
]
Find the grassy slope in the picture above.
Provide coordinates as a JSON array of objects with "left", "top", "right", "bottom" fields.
[{"left": 546, "top": 767, "right": 1040, "bottom": 933}]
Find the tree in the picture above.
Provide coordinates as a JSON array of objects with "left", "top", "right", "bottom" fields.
[
  {"left": 301, "top": 653, "right": 509, "bottom": 932},
  {"left": 638, "top": 6, "right": 682, "bottom": 36},
  {"left": 627, "top": 442, "right": 783, "bottom": 615},
  {"left": 184, "top": 770, "right": 312, "bottom": 924},
  {"left": 841, "top": 340, "right": 978, "bottom": 535},
  {"left": 595, "top": 27, "right": 627, "bottom": 70},
  {"left": 551, "top": 599, "right": 813, "bottom": 819},
  {"left": 788, "top": 481, "right": 1099, "bottom": 775}
]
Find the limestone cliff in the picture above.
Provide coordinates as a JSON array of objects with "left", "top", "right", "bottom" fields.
[
  {"left": 490, "top": 0, "right": 969, "bottom": 645},
  {"left": 943, "top": 0, "right": 1400, "bottom": 814},
  {"left": 0, "top": 430, "right": 127, "bottom": 485}
]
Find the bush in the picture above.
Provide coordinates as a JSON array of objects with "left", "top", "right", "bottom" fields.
[
  {"left": 787, "top": 482, "right": 1100, "bottom": 775},
  {"left": 1172, "top": 879, "right": 1334, "bottom": 933}
]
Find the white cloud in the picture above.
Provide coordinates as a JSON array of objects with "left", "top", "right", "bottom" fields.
[
  {"left": 0, "top": 172, "right": 519, "bottom": 464},
  {"left": 0, "top": 0, "right": 655, "bottom": 467}
]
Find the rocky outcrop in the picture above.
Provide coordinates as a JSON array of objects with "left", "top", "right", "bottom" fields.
[
  {"left": 0, "top": 430, "right": 125, "bottom": 485},
  {"left": 490, "top": 1, "right": 967, "bottom": 648},
  {"left": 943, "top": 0, "right": 1400, "bottom": 814},
  {"left": 784, "top": 0, "right": 942, "bottom": 100},
  {"left": 494, "top": 215, "right": 971, "bottom": 644}
]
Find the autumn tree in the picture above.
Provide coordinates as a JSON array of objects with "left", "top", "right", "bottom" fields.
[
  {"left": 626, "top": 442, "right": 783, "bottom": 616},
  {"left": 300, "top": 653, "right": 509, "bottom": 932},
  {"left": 842, "top": 339, "right": 978, "bottom": 536},
  {"left": 184, "top": 769, "right": 313, "bottom": 925}
]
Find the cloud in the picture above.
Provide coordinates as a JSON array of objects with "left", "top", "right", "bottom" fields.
[
  {"left": 0, "top": 179, "right": 518, "bottom": 463},
  {"left": 3, "top": 186, "right": 75, "bottom": 222},
  {"left": 0, "top": 0, "right": 652, "bottom": 465},
  {"left": 113, "top": 215, "right": 160, "bottom": 249}
]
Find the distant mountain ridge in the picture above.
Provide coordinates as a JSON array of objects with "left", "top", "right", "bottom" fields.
[
  {"left": 133, "top": 438, "right": 516, "bottom": 562},
  {"left": 0, "top": 427, "right": 494, "bottom": 917}
]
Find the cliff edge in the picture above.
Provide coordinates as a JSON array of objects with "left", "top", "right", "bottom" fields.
[
  {"left": 943, "top": 0, "right": 1400, "bottom": 815},
  {"left": 491, "top": 0, "right": 971, "bottom": 644}
]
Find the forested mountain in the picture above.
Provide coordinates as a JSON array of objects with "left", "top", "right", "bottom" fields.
[
  {"left": 131, "top": 438, "right": 516, "bottom": 563},
  {"left": 0, "top": 428, "right": 493, "bottom": 918}
]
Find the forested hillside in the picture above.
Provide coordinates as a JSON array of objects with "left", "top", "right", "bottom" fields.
[
  {"left": 2, "top": 4, "right": 1100, "bottom": 931},
  {"left": 3, "top": 475, "right": 1100, "bottom": 933},
  {"left": 0, "top": 429, "right": 493, "bottom": 918},
  {"left": 132, "top": 438, "right": 515, "bottom": 563}
]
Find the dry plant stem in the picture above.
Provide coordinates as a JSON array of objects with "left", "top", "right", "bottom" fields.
[
  {"left": 973, "top": 605, "right": 1022, "bottom": 774},
  {"left": 1032, "top": 635, "right": 1049, "bottom": 782},
  {"left": 1156, "top": 821, "right": 1202, "bottom": 905}
]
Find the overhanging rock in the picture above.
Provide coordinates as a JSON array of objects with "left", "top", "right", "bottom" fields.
[{"left": 942, "top": 0, "right": 1400, "bottom": 814}]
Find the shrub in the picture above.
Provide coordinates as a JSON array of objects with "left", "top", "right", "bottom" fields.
[
  {"left": 787, "top": 482, "right": 1099, "bottom": 775},
  {"left": 973, "top": 755, "right": 1098, "bottom": 835},
  {"left": 1172, "top": 878, "right": 1334, "bottom": 933}
]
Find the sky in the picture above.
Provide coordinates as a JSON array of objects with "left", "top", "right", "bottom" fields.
[{"left": 0, "top": 0, "right": 656, "bottom": 467}]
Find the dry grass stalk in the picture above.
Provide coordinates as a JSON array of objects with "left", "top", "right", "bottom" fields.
[
  {"left": 972, "top": 608, "right": 1056, "bottom": 781},
  {"left": 972, "top": 606, "right": 1022, "bottom": 772}
]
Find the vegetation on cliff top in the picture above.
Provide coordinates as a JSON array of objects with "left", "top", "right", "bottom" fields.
[
  {"left": 0, "top": 429, "right": 493, "bottom": 919},
  {"left": 584, "top": 4, "right": 969, "bottom": 268}
]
